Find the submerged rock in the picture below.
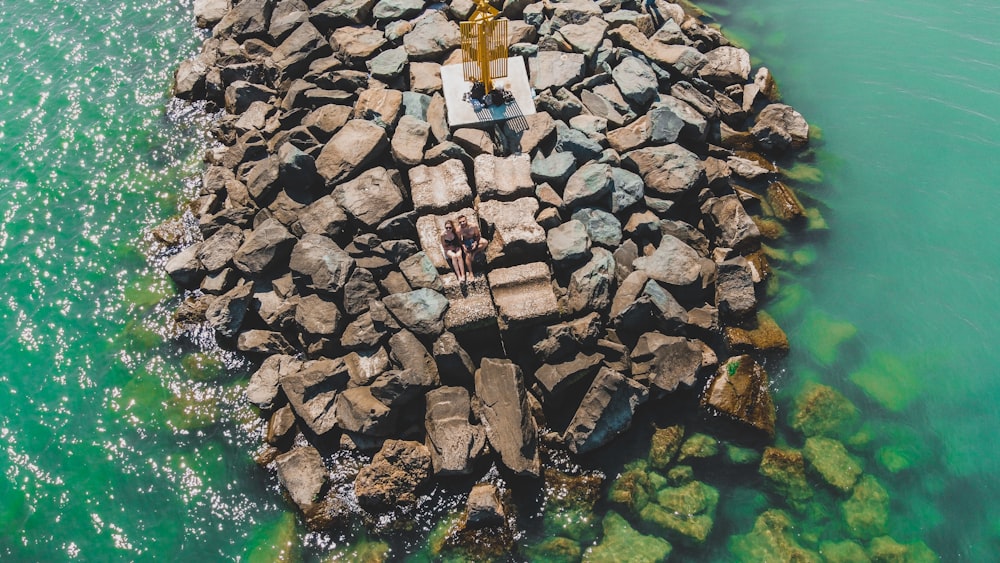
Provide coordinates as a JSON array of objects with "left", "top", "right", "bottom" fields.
[
  {"left": 790, "top": 382, "right": 861, "bottom": 441},
  {"left": 640, "top": 480, "right": 720, "bottom": 544},
  {"left": 354, "top": 439, "right": 431, "bottom": 512},
  {"left": 582, "top": 511, "right": 672, "bottom": 563},
  {"left": 729, "top": 509, "right": 821, "bottom": 562},
  {"left": 842, "top": 474, "right": 889, "bottom": 540},
  {"left": 803, "top": 436, "right": 862, "bottom": 492}
]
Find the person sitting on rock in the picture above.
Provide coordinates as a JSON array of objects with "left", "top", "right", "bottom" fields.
[
  {"left": 441, "top": 219, "right": 467, "bottom": 282},
  {"left": 458, "top": 214, "right": 488, "bottom": 282}
]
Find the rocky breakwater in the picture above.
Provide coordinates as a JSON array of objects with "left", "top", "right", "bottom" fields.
[{"left": 162, "top": 0, "right": 816, "bottom": 544}]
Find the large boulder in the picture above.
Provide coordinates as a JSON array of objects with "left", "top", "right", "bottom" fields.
[
  {"left": 530, "top": 51, "right": 586, "bottom": 91},
  {"left": 715, "top": 257, "right": 757, "bottom": 321},
  {"left": 562, "top": 162, "right": 613, "bottom": 208},
  {"left": 193, "top": 0, "right": 229, "bottom": 28},
  {"left": 215, "top": 0, "right": 272, "bottom": 41},
  {"left": 288, "top": 234, "right": 355, "bottom": 294},
  {"left": 383, "top": 288, "right": 449, "bottom": 337},
  {"left": 612, "top": 56, "right": 658, "bottom": 109},
  {"left": 334, "top": 166, "right": 405, "bottom": 229},
  {"left": 698, "top": 46, "right": 751, "bottom": 86},
  {"left": 702, "top": 355, "right": 776, "bottom": 436},
  {"left": 564, "top": 367, "right": 649, "bottom": 454},
  {"left": 751, "top": 104, "right": 810, "bottom": 153},
  {"left": 270, "top": 22, "right": 331, "bottom": 80},
  {"left": 424, "top": 386, "right": 487, "bottom": 475},
  {"left": 335, "top": 386, "right": 397, "bottom": 436},
  {"left": 354, "top": 439, "right": 432, "bottom": 511},
  {"left": 166, "top": 243, "right": 205, "bottom": 288},
  {"left": 197, "top": 224, "right": 244, "bottom": 272},
  {"left": 487, "top": 262, "right": 560, "bottom": 329},
  {"left": 280, "top": 357, "right": 350, "bottom": 435},
  {"left": 275, "top": 447, "right": 327, "bottom": 516},
  {"left": 390, "top": 114, "right": 429, "bottom": 166},
  {"left": 650, "top": 96, "right": 708, "bottom": 143},
  {"left": 233, "top": 218, "right": 296, "bottom": 275},
  {"left": 567, "top": 247, "right": 615, "bottom": 315},
  {"left": 409, "top": 160, "right": 473, "bottom": 213},
  {"left": 474, "top": 154, "right": 534, "bottom": 201},
  {"left": 474, "top": 358, "right": 540, "bottom": 476},
  {"left": 311, "top": 0, "right": 378, "bottom": 26},
  {"left": 534, "top": 351, "right": 603, "bottom": 396},
  {"left": 478, "top": 197, "right": 547, "bottom": 266},
  {"left": 623, "top": 144, "right": 706, "bottom": 200},
  {"left": 648, "top": 339, "right": 704, "bottom": 393},
  {"left": 403, "top": 11, "right": 461, "bottom": 61},
  {"left": 205, "top": 281, "right": 254, "bottom": 339},
  {"left": 546, "top": 219, "right": 591, "bottom": 266},
  {"left": 702, "top": 195, "right": 761, "bottom": 253},
  {"left": 632, "top": 234, "right": 709, "bottom": 294},
  {"left": 316, "top": 120, "right": 388, "bottom": 186}
]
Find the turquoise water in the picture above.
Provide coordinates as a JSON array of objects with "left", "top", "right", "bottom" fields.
[{"left": 1, "top": 0, "right": 998, "bottom": 560}]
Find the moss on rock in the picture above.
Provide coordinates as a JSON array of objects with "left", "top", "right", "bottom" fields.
[
  {"left": 639, "top": 480, "right": 720, "bottom": 544},
  {"left": 818, "top": 539, "right": 869, "bottom": 563},
  {"left": 582, "top": 511, "right": 672, "bottom": 563},
  {"left": 842, "top": 475, "right": 890, "bottom": 540},
  {"left": 678, "top": 433, "right": 720, "bottom": 461},
  {"left": 803, "top": 436, "right": 862, "bottom": 492},
  {"left": 849, "top": 351, "right": 923, "bottom": 412},
  {"left": 799, "top": 310, "right": 857, "bottom": 366},
  {"left": 608, "top": 468, "right": 654, "bottom": 516},
  {"left": 648, "top": 425, "right": 685, "bottom": 469},
  {"left": 525, "top": 536, "right": 582, "bottom": 563},
  {"left": 790, "top": 382, "right": 860, "bottom": 441},
  {"left": 759, "top": 447, "right": 813, "bottom": 509},
  {"left": 728, "top": 509, "right": 821, "bottom": 562}
]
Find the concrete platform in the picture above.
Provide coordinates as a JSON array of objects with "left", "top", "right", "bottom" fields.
[
  {"left": 487, "top": 262, "right": 560, "bottom": 329},
  {"left": 440, "top": 273, "right": 498, "bottom": 332},
  {"left": 441, "top": 56, "right": 536, "bottom": 129}
]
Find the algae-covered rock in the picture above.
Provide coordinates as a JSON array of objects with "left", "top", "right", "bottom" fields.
[
  {"left": 543, "top": 469, "right": 604, "bottom": 544},
  {"left": 181, "top": 352, "right": 226, "bottom": 382},
  {"left": 525, "top": 536, "right": 582, "bottom": 563},
  {"left": 722, "top": 311, "right": 790, "bottom": 355},
  {"left": 726, "top": 444, "right": 762, "bottom": 465},
  {"left": 608, "top": 468, "right": 654, "bottom": 515},
  {"left": 868, "top": 536, "right": 938, "bottom": 563},
  {"left": 758, "top": 447, "right": 813, "bottom": 508},
  {"left": 666, "top": 465, "right": 694, "bottom": 487},
  {"left": 803, "top": 436, "right": 862, "bottom": 492},
  {"left": 582, "top": 511, "right": 672, "bottom": 563},
  {"left": 640, "top": 480, "right": 719, "bottom": 544},
  {"left": 648, "top": 425, "right": 684, "bottom": 469},
  {"left": 849, "top": 351, "right": 923, "bottom": 412},
  {"left": 678, "top": 433, "right": 720, "bottom": 461},
  {"left": 790, "top": 382, "right": 860, "bottom": 441},
  {"left": 322, "top": 537, "right": 390, "bottom": 562},
  {"left": 728, "top": 509, "right": 821, "bottom": 562},
  {"left": 818, "top": 539, "right": 869, "bottom": 563},
  {"left": 767, "top": 282, "right": 810, "bottom": 322},
  {"left": 842, "top": 475, "right": 889, "bottom": 540},
  {"left": 702, "top": 355, "right": 776, "bottom": 436},
  {"left": 799, "top": 310, "right": 857, "bottom": 366}
]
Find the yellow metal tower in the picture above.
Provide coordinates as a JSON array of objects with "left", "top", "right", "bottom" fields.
[{"left": 460, "top": 0, "right": 509, "bottom": 94}]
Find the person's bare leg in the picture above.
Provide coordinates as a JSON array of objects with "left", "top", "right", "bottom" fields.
[
  {"left": 450, "top": 253, "right": 465, "bottom": 281},
  {"left": 464, "top": 251, "right": 474, "bottom": 282}
]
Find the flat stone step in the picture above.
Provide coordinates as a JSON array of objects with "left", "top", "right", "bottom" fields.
[
  {"left": 440, "top": 273, "right": 497, "bottom": 332},
  {"left": 487, "top": 262, "right": 559, "bottom": 329}
]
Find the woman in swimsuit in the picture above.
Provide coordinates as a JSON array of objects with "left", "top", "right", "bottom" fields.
[{"left": 440, "top": 219, "right": 466, "bottom": 282}]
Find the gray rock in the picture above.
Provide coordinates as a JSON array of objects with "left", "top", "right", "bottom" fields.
[
  {"left": 530, "top": 151, "right": 577, "bottom": 189},
  {"left": 281, "top": 357, "right": 349, "bottom": 435},
  {"left": 478, "top": 197, "right": 547, "bottom": 266},
  {"left": 715, "top": 257, "right": 757, "bottom": 321},
  {"left": 165, "top": 243, "right": 206, "bottom": 288},
  {"left": 611, "top": 273, "right": 688, "bottom": 335},
  {"left": 403, "top": 11, "right": 461, "bottom": 61},
  {"left": 613, "top": 56, "right": 658, "bottom": 109},
  {"left": 383, "top": 288, "right": 449, "bottom": 337},
  {"left": 547, "top": 220, "right": 592, "bottom": 266},
  {"left": 295, "top": 195, "right": 347, "bottom": 238},
  {"left": 402, "top": 91, "right": 431, "bottom": 121},
  {"left": 750, "top": 103, "right": 810, "bottom": 153},
  {"left": 215, "top": 0, "right": 272, "bottom": 41},
  {"left": 702, "top": 195, "right": 761, "bottom": 253},
  {"left": 623, "top": 144, "right": 706, "bottom": 200},
  {"left": 370, "top": 368, "right": 437, "bottom": 407},
  {"left": 399, "top": 251, "right": 443, "bottom": 292},
  {"left": 312, "top": 0, "right": 378, "bottom": 25},
  {"left": 247, "top": 354, "right": 290, "bottom": 410},
  {"left": 516, "top": 111, "right": 556, "bottom": 154},
  {"left": 564, "top": 367, "right": 649, "bottom": 454},
  {"left": 409, "top": 160, "right": 473, "bottom": 213},
  {"left": 367, "top": 45, "right": 408, "bottom": 80},
  {"left": 354, "top": 439, "right": 431, "bottom": 511},
  {"left": 341, "top": 312, "right": 385, "bottom": 350},
  {"left": 613, "top": 239, "right": 639, "bottom": 285},
  {"left": 316, "top": 120, "right": 389, "bottom": 186},
  {"left": 552, "top": 0, "right": 603, "bottom": 25},
  {"left": 193, "top": 0, "right": 229, "bottom": 28},
  {"left": 610, "top": 167, "right": 644, "bottom": 214},
  {"left": 267, "top": 404, "right": 297, "bottom": 444},
  {"left": 246, "top": 156, "right": 280, "bottom": 203},
  {"left": 225, "top": 80, "right": 276, "bottom": 115},
  {"left": 474, "top": 358, "right": 540, "bottom": 476},
  {"left": 372, "top": 0, "right": 425, "bottom": 20},
  {"left": 268, "top": 0, "right": 308, "bottom": 43},
  {"left": 342, "top": 268, "right": 379, "bottom": 316},
  {"left": 530, "top": 51, "right": 586, "bottom": 91},
  {"left": 563, "top": 162, "right": 613, "bottom": 208},
  {"left": 557, "top": 16, "right": 608, "bottom": 59},
  {"left": 271, "top": 22, "right": 332, "bottom": 80},
  {"left": 580, "top": 88, "right": 625, "bottom": 128},
  {"left": 205, "top": 281, "right": 254, "bottom": 339},
  {"left": 289, "top": 234, "right": 355, "bottom": 294},
  {"left": 698, "top": 46, "right": 751, "bottom": 86},
  {"left": 237, "top": 329, "right": 296, "bottom": 355},
  {"left": 727, "top": 156, "right": 772, "bottom": 181},
  {"left": 275, "top": 447, "right": 327, "bottom": 515},
  {"left": 334, "top": 166, "right": 405, "bottom": 229},
  {"left": 432, "top": 332, "right": 475, "bottom": 384},
  {"left": 344, "top": 346, "right": 391, "bottom": 387},
  {"left": 651, "top": 96, "right": 707, "bottom": 142},
  {"left": 233, "top": 218, "right": 296, "bottom": 275},
  {"left": 571, "top": 208, "right": 622, "bottom": 248},
  {"left": 487, "top": 262, "right": 560, "bottom": 329},
  {"left": 555, "top": 121, "right": 605, "bottom": 163},
  {"left": 424, "top": 386, "right": 486, "bottom": 475},
  {"left": 474, "top": 154, "right": 534, "bottom": 201},
  {"left": 633, "top": 234, "right": 705, "bottom": 289},
  {"left": 336, "top": 386, "right": 397, "bottom": 435},
  {"left": 390, "top": 114, "right": 429, "bottom": 166},
  {"left": 569, "top": 114, "right": 608, "bottom": 143},
  {"left": 294, "top": 293, "right": 343, "bottom": 336},
  {"left": 669, "top": 81, "right": 719, "bottom": 119},
  {"left": 567, "top": 247, "right": 616, "bottom": 315},
  {"left": 534, "top": 351, "right": 603, "bottom": 396},
  {"left": 649, "top": 339, "right": 703, "bottom": 392}
]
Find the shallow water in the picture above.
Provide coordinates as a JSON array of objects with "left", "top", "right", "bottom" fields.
[{"left": 1, "top": 0, "right": 998, "bottom": 560}]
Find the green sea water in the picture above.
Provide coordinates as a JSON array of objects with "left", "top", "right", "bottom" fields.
[{"left": 1, "top": 0, "right": 998, "bottom": 560}]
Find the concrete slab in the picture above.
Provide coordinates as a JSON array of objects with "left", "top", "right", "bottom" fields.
[
  {"left": 487, "top": 262, "right": 560, "bottom": 329},
  {"left": 441, "top": 56, "right": 537, "bottom": 129},
  {"left": 440, "top": 273, "right": 498, "bottom": 332}
]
